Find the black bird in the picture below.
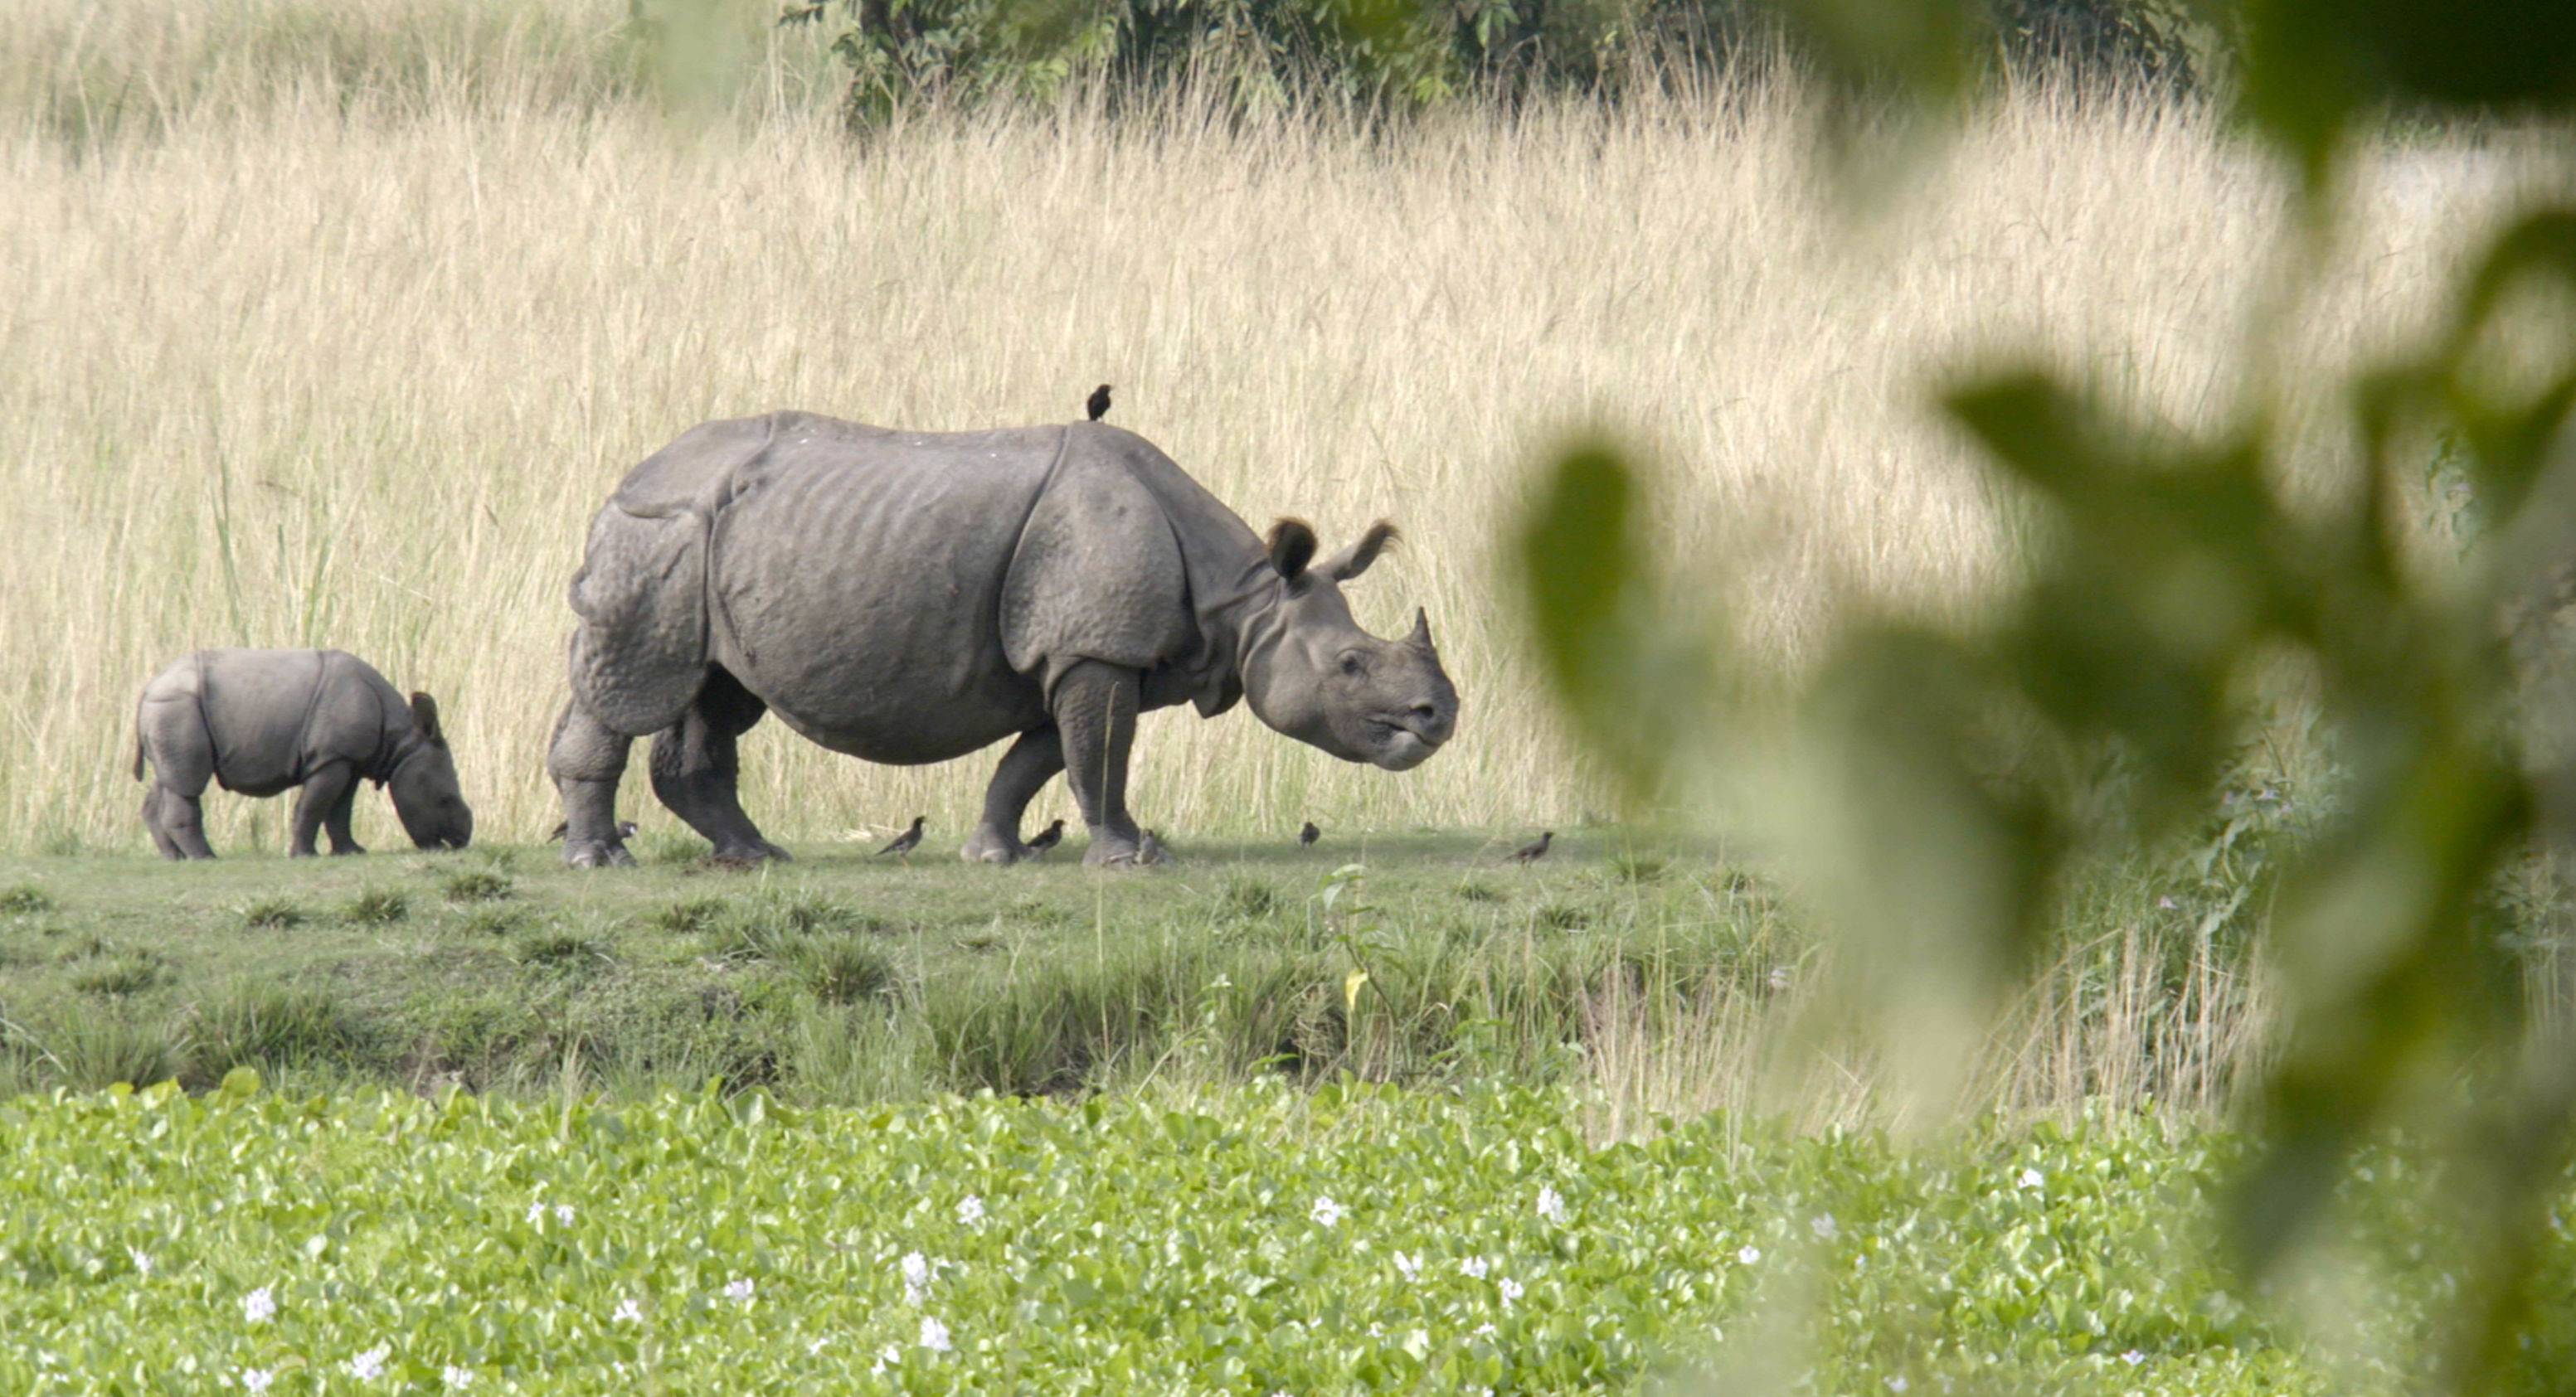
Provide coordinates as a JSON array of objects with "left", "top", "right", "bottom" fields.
[
  {"left": 1139, "top": 827, "right": 1170, "bottom": 865},
  {"left": 1025, "top": 818, "right": 1066, "bottom": 856},
  {"left": 1086, "top": 384, "right": 1112, "bottom": 422},
  {"left": 874, "top": 816, "right": 926, "bottom": 860},
  {"left": 1508, "top": 831, "right": 1553, "bottom": 864},
  {"left": 1300, "top": 821, "right": 1320, "bottom": 848}
]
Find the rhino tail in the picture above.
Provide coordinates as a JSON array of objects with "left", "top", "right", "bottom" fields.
[{"left": 132, "top": 727, "right": 148, "bottom": 783}]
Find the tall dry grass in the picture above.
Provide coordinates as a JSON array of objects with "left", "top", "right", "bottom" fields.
[{"left": 0, "top": 0, "right": 2550, "bottom": 854}]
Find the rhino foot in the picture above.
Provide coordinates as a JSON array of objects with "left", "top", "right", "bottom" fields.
[
  {"left": 709, "top": 838, "right": 791, "bottom": 863},
  {"left": 960, "top": 827, "right": 1026, "bottom": 865},
  {"left": 565, "top": 838, "right": 637, "bottom": 869}
]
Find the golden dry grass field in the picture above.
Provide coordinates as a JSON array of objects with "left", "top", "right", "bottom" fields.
[{"left": 0, "top": 0, "right": 2552, "bottom": 856}]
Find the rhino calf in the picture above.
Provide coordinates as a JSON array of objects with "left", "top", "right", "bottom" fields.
[{"left": 132, "top": 648, "right": 474, "bottom": 859}]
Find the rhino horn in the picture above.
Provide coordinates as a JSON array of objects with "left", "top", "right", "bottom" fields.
[{"left": 1408, "top": 607, "right": 1436, "bottom": 654}]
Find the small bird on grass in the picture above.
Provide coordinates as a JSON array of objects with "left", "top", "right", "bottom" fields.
[
  {"left": 1025, "top": 818, "right": 1066, "bottom": 856},
  {"left": 874, "top": 816, "right": 926, "bottom": 861},
  {"left": 1508, "top": 831, "right": 1553, "bottom": 864},
  {"left": 1086, "top": 384, "right": 1112, "bottom": 421},
  {"left": 1138, "top": 828, "right": 1170, "bottom": 865},
  {"left": 1300, "top": 821, "right": 1320, "bottom": 848}
]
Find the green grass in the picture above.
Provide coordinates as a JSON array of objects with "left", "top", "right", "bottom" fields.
[
  {"left": 0, "top": 833, "right": 1815, "bottom": 1107},
  {"left": 2, "top": 1079, "right": 2564, "bottom": 1395}
]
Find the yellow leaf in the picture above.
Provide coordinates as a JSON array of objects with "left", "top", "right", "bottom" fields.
[{"left": 1344, "top": 968, "right": 1370, "bottom": 1015}]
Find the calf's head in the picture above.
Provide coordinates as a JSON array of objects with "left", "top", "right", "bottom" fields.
[
  {"left": 1242, "top": 519, "right": 1459, "bottom": 771},
  {"left": 388, "top": 692, "right": 474, "bottom": 850}
]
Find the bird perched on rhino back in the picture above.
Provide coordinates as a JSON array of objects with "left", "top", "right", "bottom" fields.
[
  {"left": 1086, "top": 384, "right": 1111, "bottom": 422},
  {"left": 133, "top": 648, "right": 473, "bottom": 859},
  {"left": 875, "top": 816, "right": 926, "bottom": 860},
  {"left": 544, "top": 411, "right": 1460, "bottom": 871}
]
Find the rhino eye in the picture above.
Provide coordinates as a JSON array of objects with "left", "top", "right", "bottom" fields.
[{"left": 1338, "top": 653, "right": 1368, "bottom": 677}]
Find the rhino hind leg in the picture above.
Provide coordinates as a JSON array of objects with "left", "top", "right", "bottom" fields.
[
  {"left": 549, "top": 699, "right": 638, "bottom": 868},
  {"left": 135, "top": 690, "right": 218, "bottom": 860},
  {"left": 648, "top": 666, "right": 790, "bottom": 863},
  {"left": 963, "top": 727, "right": 1068, "bottom": 864},
  {"left": 1054, "top": 659, "right": 1147, "bottom": 867}
]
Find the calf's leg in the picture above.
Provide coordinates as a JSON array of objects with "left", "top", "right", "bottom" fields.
[
  {"left": 548, "top": 699, "right": 636, "bottom": 868},
  {"left": 648, "top": 666, "right": 789, "bottom": 862},
  {"left": 1053, "top": 660, "right": 1145, "bottom": 866},
  {"left": 291, "top": 762, "right": 359, "bottom": 856},
  {"left": 963, "top": 726, "right": 1067, "bottom": 864},
  {"left": 322, "top": 768, "right": 367, "bottom": 855}
]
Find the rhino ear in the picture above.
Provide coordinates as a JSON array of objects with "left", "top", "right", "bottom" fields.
[
  {"left": 410, "top": 691, "right": 445, "bottom": 745},
  {"left": 1321, "top": 521, "right": 1399, "bottom": 582},
  {"left": 1266, "top": 518, "right": 1319, "bottom": 585}
]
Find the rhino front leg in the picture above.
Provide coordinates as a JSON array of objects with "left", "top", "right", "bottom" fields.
[
  {"left": 964, "top": 727, "right": 1067, "bottom": 864},
  {"left": 648, "top": 667, "right": 790, "bottom": 863},
  {"left": 1054, "top": 659, "right": 1145, "bottom": 866},
  {"left": 548, "top": 699, "right": 637, "bottom": 868},
  {"left": 289, "top": 761, "right": 360, "bottom": 857},
  {"left": 321, "top": 765, "right": 367, "bottom": 855}
]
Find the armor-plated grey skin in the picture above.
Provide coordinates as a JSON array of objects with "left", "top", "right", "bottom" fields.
[
  {"left": 132, "top": 648, "right": 474, "bottom": 859},
  {"left": 547, "top": 413, "right": 1461, "bottom": 868}
]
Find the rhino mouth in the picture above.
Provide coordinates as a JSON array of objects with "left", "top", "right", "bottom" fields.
[{"left": 1366, "top": 721, "right": 1443, "bottom": 771}]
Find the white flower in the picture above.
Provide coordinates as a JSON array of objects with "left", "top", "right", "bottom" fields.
[
  {"left": 1497, "top": 1277, "right": 1524, "bottom": 1304},
  {"left": 1888, "top": 1378, "right": 1908, "bottom": 1393},
  {"left": 555, "top": 1204, "right": 575, "bottom": 1225},
  {"left": 128, "top": 1249, "right": 153, "bottom": 1277},
  {"left": 442, "top": 1366, "right": 474, "bottom": 1390},
  {"left": 1459, "top": 1256, "right": 1490, "bottom": 1279},
  {"left": 242, "top": 1287, "right": 276, "bottom": 1324},
  {"left": 348, "top": 1346, "right": 390, "bottom": 1380},
  {"left": 1810, "top": 1215, "right": 1838, "bottom": 1240},
  {"left": 2156, "top": 895, "right": 2179, "bottom": 910},
  {"left": 239, "top": 1369, "right": 275, "bottom": 1394},
  {"left": 1767, "top": 966, "right": 1791, "bottom": 992},
  {"left": 872, "top": 1343, "right": 901, "bottom": 1375},
  {"left": 1472, "top": 1322, "right": 1497, "bottom": 1337},
  {"left": 1392, "top": 1252, "right": 1421, "bottom": 1283},
  {"left": 2122, "top": 1350, "right": 2146, "bottom": 1366},
  {"left": 1737, "top": 1244, "right": 1762, "bottom": 1265},
  {"left": 725, "top": 1278, "right": 756, "bottom": 1305},
  {"left": 957, "top": 1195, "right": 984, "bottom": 1225},
  {"left": 2018, "top": 1168, "right": 2044, "bottom": 1191},
  {"left": 808, "top": 1336, "right": 830, "bottom": 1356},
  {"left": 1310, "top": 1196, "right": 1344, "bottom": 1227},
  {"left": 526, "top": 1201, "right": 545, "bottom": 1225},
  {"left": 1536, "top": 1186, "right": 1567, "bottom": 1224},
  {"left": 612, "top": 1298, "right": 642, "bottom": 1323},
  {"left": 902, "top": 1251, "right": 930, "bottom": 1286},
  {"left": 919, "top": 1316, "right": 952, "bottom": 1352}
]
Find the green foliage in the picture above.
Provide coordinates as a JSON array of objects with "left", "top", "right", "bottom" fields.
[
  {"left": 238, "top": 897, "right": 304, "bottom": 929},
  {"left": 0, "top": 1082, "right": 2566, "bottom": 1392},
  {"left": 70, "top": 953, "right": 167, "bottom": 997},
  {"left": 1512, "top": 3, "right": 2576, "bottom": 1392},
  {"left": 0, "top": 885, "right": 51, "bottom": 915},
  {"left": 188, "top": 982, "right": 380, "bottom": 1086},
  {"left": 339, "top": 886, "right": 407, "bottom": 926},
  {"left": 440, "top": 869, "right": 514, "bottom": 904},
  {"left": 794, "top": 0, "right": 2220, "bottom": 126}
]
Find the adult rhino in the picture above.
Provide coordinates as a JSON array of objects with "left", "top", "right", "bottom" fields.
[{"left": 547, "top": 413, "right": 1460, "bottom": 868}]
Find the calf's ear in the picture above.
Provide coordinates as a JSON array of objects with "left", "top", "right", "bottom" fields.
[
  {"left": 1266, "top": 518, "right": 1319, "bottom": 585},
  {"left": 411, "top": 692, "right": 445, "bottom": 744},
  {"left": 1321, "top": 521, "right": 1399, "bottom": 582}
]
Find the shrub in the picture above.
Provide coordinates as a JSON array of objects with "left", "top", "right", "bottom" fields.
[
  {"left": 191, "top": 982, "right": 377, "bottom": 1084},
  {"left": 441, "top": 870, "right": 513, "bottom": 904},
  {"left": 72, "top": 953, "right": 166, "bottom": 997},
  {"left": 793, "top": 937, "right": 895, "bottom": 1006},
  {"left": 241, "top": 898, "right": 305, "bottom": 929},
  {"left": 343, "top": 888, "right": 409, "bottom": 925},
  {"left": 0, "top": 884, "right": 53, "bottom": 915}
]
